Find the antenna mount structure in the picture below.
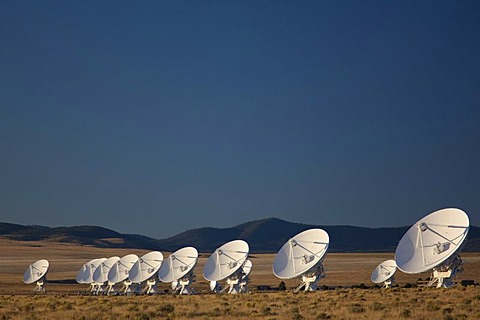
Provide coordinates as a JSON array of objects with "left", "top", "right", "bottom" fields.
[
  {"left": 107, "top": 254, "right": 139, "bottom": 295},
  {"left": 129, "top": 251, "right": 163, "bottom": 295},
  {"left": 203, "top": 240, "right": 250, "bottom": 294},
  {"left": 395, "top": 208, "right": 469, "bottom": 288},
  {"left": 23, "top": 259, "right": 49, "bottom": 293},
  {"left": 371, "top": 260, "right": 397, "bottom": 288},
  {"left": 273, "top": 229, "right": 329, "bottom": 292},
  {"left": 159, "top": 247, "right": 199, "bottom": 295}
]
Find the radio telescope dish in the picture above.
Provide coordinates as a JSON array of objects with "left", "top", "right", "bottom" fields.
[
  {"left": 238, "top": 259, "right": 252, "bottom": 293},
  {"left": 129, "top": 251, "right": 163, "bottom": 294},
  {"left": 23, "top": 259, "right": 49, "bottom": 293},
  {"left": 371, "top": 259, "right": 397, "bottom": 288},
  {"left": 158, "top": 247, "right": 198, "bottom": 295},
  {"left": 91, "top": 256, "right": 120, "bottom": 294},
  {"left": 107, "top": 254, "right": 139, "bottom": 294},
  {"left": 242, "top": 259, "right": 252, "bottom": 278},
  {"left": 93, "top": 257, "right": 120, "bottom": 284},
  {"left": 395, "top": 208, "right": 469, "bottom": 288},
  {"left": 76, "top": 257, "right": 107, "bottom": 293},
  {"left": 273, "top": 228, "right": 329, "bottom": 291},
  {"left": 203, "top": 240, "right": 250, "bottom": 294}
]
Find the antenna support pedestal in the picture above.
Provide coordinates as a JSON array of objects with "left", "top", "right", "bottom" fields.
[
  {"left": 224, "top": 265, "right": 251, "bottom": 294},
  {"left": 210, "top": 262, "right": 251, "bottom": 294},
  {"left": 34, "top": 280, "right": 46, "bottom": 294},
  {"left": 106, "top": 282, "right": 116, "bottom": 295},
  {"left": 173, "top": 272, "right": 195, "bottom": 295},
  {"left": 92, "top": 282, "right": 105, "bottom": 295},
  {"left": 239, "top": 275, "right": 249, "bottom": 293},
  {"left": 225, "top": 275, "right": 241, "bottom": 294},
  {"left": 122, "top": 280, "right": 133, "bottom": 294},
  {"left": 383, "top": 277, "right": 395, "bottom": 289},
  {"left": 144, "top": 279, "right": 158, "bottom": 294},
  {"left": 427, "top": 256, "right": 463, "bottom": 288},
  {"left": 295, "top": 264, "right": 325, "bottom": 292}
]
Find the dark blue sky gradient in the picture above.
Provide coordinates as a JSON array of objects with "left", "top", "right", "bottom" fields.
[{"left": 1, "top": 1, "right": 479, "bottom": 237}]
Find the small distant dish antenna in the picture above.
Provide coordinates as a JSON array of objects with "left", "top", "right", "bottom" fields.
[
  {"left": 371, "top": 259, "right": 397, "bottom": 288},
  {"left": 129, "top": 251, "right": 163, "bottom": 294},
  {"left": 238, "top": 259, "right": 252, "bottom": 293},
  {"left": 107, "top": 254, "right": 139, "bottom": 294},
  {"left": 23, "top": 259, "right": 49, "bottom": 293},
  {"left": 91, "top": 256, "right": 120, "bottom": 295},
  {"left": 158, "top": 247, "right": 198, "bottom": 295},
  {"left": 273, "top": 228, "right": 329, "bottom": 291},
  {"left": 203, "top": 240, "right": 250, "bottom": 294},
  {"left": 76, "top": 258, "right": 107, "bottom": 293},
  {"left": 395, "top": 208, "right": 469, "bottom": 288}
]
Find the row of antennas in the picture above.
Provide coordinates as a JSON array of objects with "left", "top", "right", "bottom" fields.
[
  {"left": 24, "top": 208, "right": 470, "bottom": 293},
  {"left": 77, "top": 247, "right": 198, "bottom": 295},
  {"left": 24, "top": 243, "right": 253, "bottom": 295}
]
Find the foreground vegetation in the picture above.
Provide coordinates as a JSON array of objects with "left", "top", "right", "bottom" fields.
[{"left": 1, "top": 286, "right": 480, "bottom": 320}]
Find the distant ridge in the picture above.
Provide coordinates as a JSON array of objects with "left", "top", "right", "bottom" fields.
[
  {"left": 1, "top": 218, "right": 479, "bottom": 253},
  {"left": 0, "top": 223, "right": 160, "bottom": 249},
  {"left": 156, "top": 217, "right": 480, "bottom": 253}
]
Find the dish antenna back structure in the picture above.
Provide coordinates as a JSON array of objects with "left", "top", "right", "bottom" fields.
[
  {"left": 371, "top": 259, "right": 397, "bottom": 288},
  {"left": 203, "top": 240, "right": 251, "bottom": 294},
  {"left": 76, "top": 258, "right": 107, "bottom": 293},
  {"left": 158, "top": 247, "right": 198, "bottom": 294},
  {"left": 107, "top": 254, "right": 139, "bottom": 294},
  {"left": 92, "top": 256, "right": 120, "bottom": 294},
  {"left": 129, "top": 251, "right": 163, "bottom": 294},
  {"left": 395, "top": 208, "right": 469, "bottom": 288},
  {"left": 273, "top": 229, "right": 329, "bottom": 291},
  {"left": 23, "top": 259, "right": 49, "bottom": 293}
]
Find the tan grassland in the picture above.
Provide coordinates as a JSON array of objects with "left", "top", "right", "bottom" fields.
[{"left": 0, "top": 239, "right": 479, "bottom": 319}]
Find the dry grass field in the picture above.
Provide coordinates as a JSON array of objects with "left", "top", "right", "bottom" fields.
[{"left": 0, "top": 239, "right": 479, "bottom": 319}]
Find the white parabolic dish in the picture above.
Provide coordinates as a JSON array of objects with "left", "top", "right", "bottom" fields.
[
  {"left": 273, "top": 228, "right": 329, "bottom": 279},
  {"left": 92, "top": 256, "right": 120, "bottom": 284},
  {"left": 371, "top": 259, "right": 397, "bottom": 284},
  {"left": 242, "top": 259, "right": 252, "bottom": 277},
  {"left": 23, "top": 259, "right": 49, "bottom": 284},
  {"left": 76, "top": 258, "right": 107, "bottom": 284},
  {"left": 108, "top": 254, "right": 139, "bottom": 283},
  {"left": 129, "top": 251, "right": 163, "bottom": 283},
  {"left": 203, "top": 240, "right": 249, "bottom": 282},
  {"left": 395, "top": 208, "right": 469, "bottom": 274},
  {"left": 158, "top": 246, "right": 198, "bottom": 283}
]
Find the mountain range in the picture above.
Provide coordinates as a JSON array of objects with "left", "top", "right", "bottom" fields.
[{"left": 1, "top": 218, "right": 478, "bottom": 253}]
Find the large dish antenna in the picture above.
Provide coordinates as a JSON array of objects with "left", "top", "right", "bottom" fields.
[
  {"left": 129, "top": 251, "right": 163, "bottom": 294},
  {"left": 107, "top": 254, "right": 139, "bottom": 294},
  {"left": 23, "top": 259, "right": 49, "bottom": 293},
  {"left": 371, "top": 259, "right": 397, "bottom": 288},
  {"left": 273, "top": 228, "right": 329, "bottom": 291},
  {"left": 93, "top": 257, "right": 121, "bottom": 284},
  {"left": 76, "top": 258, "right": 107, "bottom": 293},
  {"left": 158, "top": 247, "right": 198, "bottom": 295},
  {"left": 203, "top": 240, "right": 250, "bottom": 294},
  {"left": 91, "top": 256, "right": 120, "bottom": 294},
  {"left": 395, "top": 208, "right": 469, "bottom": 288}
]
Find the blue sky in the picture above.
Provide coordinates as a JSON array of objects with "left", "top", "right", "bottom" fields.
[{"left": 1, "top": 1, "right": 479, "bottom": 238}]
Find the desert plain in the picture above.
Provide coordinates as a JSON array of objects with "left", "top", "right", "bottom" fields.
[{"left": 0, "top": 239, "right": 479, "bottom": 319}]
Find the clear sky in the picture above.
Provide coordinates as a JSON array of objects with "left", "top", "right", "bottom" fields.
[{"left": 1, "top": 1, "right": 479, "bottom": 238}]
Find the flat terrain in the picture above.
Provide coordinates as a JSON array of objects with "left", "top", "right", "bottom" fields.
[{"left": 0, "top": 239, "right": 479, "bottom": 319}]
